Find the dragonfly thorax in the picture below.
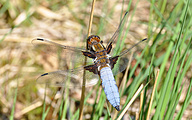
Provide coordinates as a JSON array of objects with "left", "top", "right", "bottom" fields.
[{"left": 87, "top": 35, "right": 112, "bottom": 71}]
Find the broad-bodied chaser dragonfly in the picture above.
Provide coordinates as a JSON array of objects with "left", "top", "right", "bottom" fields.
[{"left": 33, "top": 12, "right": 147, "bottom": 111}]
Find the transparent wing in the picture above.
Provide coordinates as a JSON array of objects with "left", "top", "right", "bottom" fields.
[
  {"left": 106, "top": 12, "right": 129, "bottom": 49},
  {"left": 111, "top": 57, "right": 129, "bottom": 76},
  {"left": 36, "top": 67, "right": 99, "bottom": 88},
  {"left": 118, "top": 38, "right": 147, "bottom": 57},
  {"left": 32, "top": 38, "right": 94, "bottom": 70},
  {"left": 111, "top": 38, "right": 147, "bottom": 75},
  {"left": 32, "top": 38, "right": 99, "bottom": 87}
]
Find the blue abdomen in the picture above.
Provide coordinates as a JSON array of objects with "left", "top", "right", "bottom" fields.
[{"left": 100, "top": 67, "right": 120, "bottom": 111}]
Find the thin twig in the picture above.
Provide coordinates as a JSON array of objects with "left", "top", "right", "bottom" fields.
[
  {"left": 15, "top": 101, "right": 42, "bottom": 118},
  {"left": 120, "top": 51, "right": 134, "bottom": 97},
  {"left": 113, "top": 51, "right": 134, "bottom": 119},
  {"left": 138, "top": 87, "right": 144, "bottom": 119},
  {"left": 79, "top": 0, "right": 96, "bottom": 119},
  {"left": 146, "top": 69, "right": 159, "bottom": 120},
  {"left": 117, "top": 84, "right": 143, "bottom": 120},
  {"left": 135, "top": 112, "right": 139, "bottom": 120}
]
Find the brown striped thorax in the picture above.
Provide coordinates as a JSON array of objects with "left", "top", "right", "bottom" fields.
[{"left": 85, "top": 35, "right": 111, "bottom": 71}]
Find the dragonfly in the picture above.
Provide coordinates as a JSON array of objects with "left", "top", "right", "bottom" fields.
[{"left": 32, "top": 11, "right": 147, "bottom": 111}]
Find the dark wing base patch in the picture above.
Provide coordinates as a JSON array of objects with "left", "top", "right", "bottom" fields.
[
  {"left": 82, "top": 51, "right": 96, "bottom": 59},
  {"left": 84, "top": 64, "right": 98, "bottom": 74},
  {"left": 109, "top": 56, "right": 119, "bottom": 69}
]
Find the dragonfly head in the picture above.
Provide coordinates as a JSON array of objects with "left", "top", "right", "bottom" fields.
[{"left": 87, "top": 35, "right": 101, "bottom": 50}]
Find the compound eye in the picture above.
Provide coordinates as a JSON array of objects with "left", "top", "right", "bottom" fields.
[
  {"left": 100, "top": 40, "right": 103, "bottom": 44},
  {"left": 96, "top": 35, "right": 100, "bottom": 39}
]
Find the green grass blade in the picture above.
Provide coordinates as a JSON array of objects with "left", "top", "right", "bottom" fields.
[
  {"left": 41, "top": 86, "right": 50, "bottom": 120},
  {"left": 10, "top": 85, "right": 18, "bottom": 120},
  {"left": 159, "top": 0, "right": 189, "bottom": 118},
  {"left": 153, "top": 0, "right": 190, "bottom": 119},
  {"left": 164, "top": 20, "right": 192, "bottom": 119},
  {"left": 169, "top": 83, "right": 185, "bottom": 120},
  {"left": 175, "top": 78, "right": 192, "bottom": 119}
]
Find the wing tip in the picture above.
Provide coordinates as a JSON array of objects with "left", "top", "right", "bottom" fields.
[
  {"left": 41, "top": 73, "right": 48, "bottom": 76},
  {"left": 125, "top": 11, "right": 129, "bottom": 15},
  {"left": 37, "top": 38, "right": 44, "bottom": 41},
  {"left": 142, "top": 38, "right": 147, "bottom": 41}
]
